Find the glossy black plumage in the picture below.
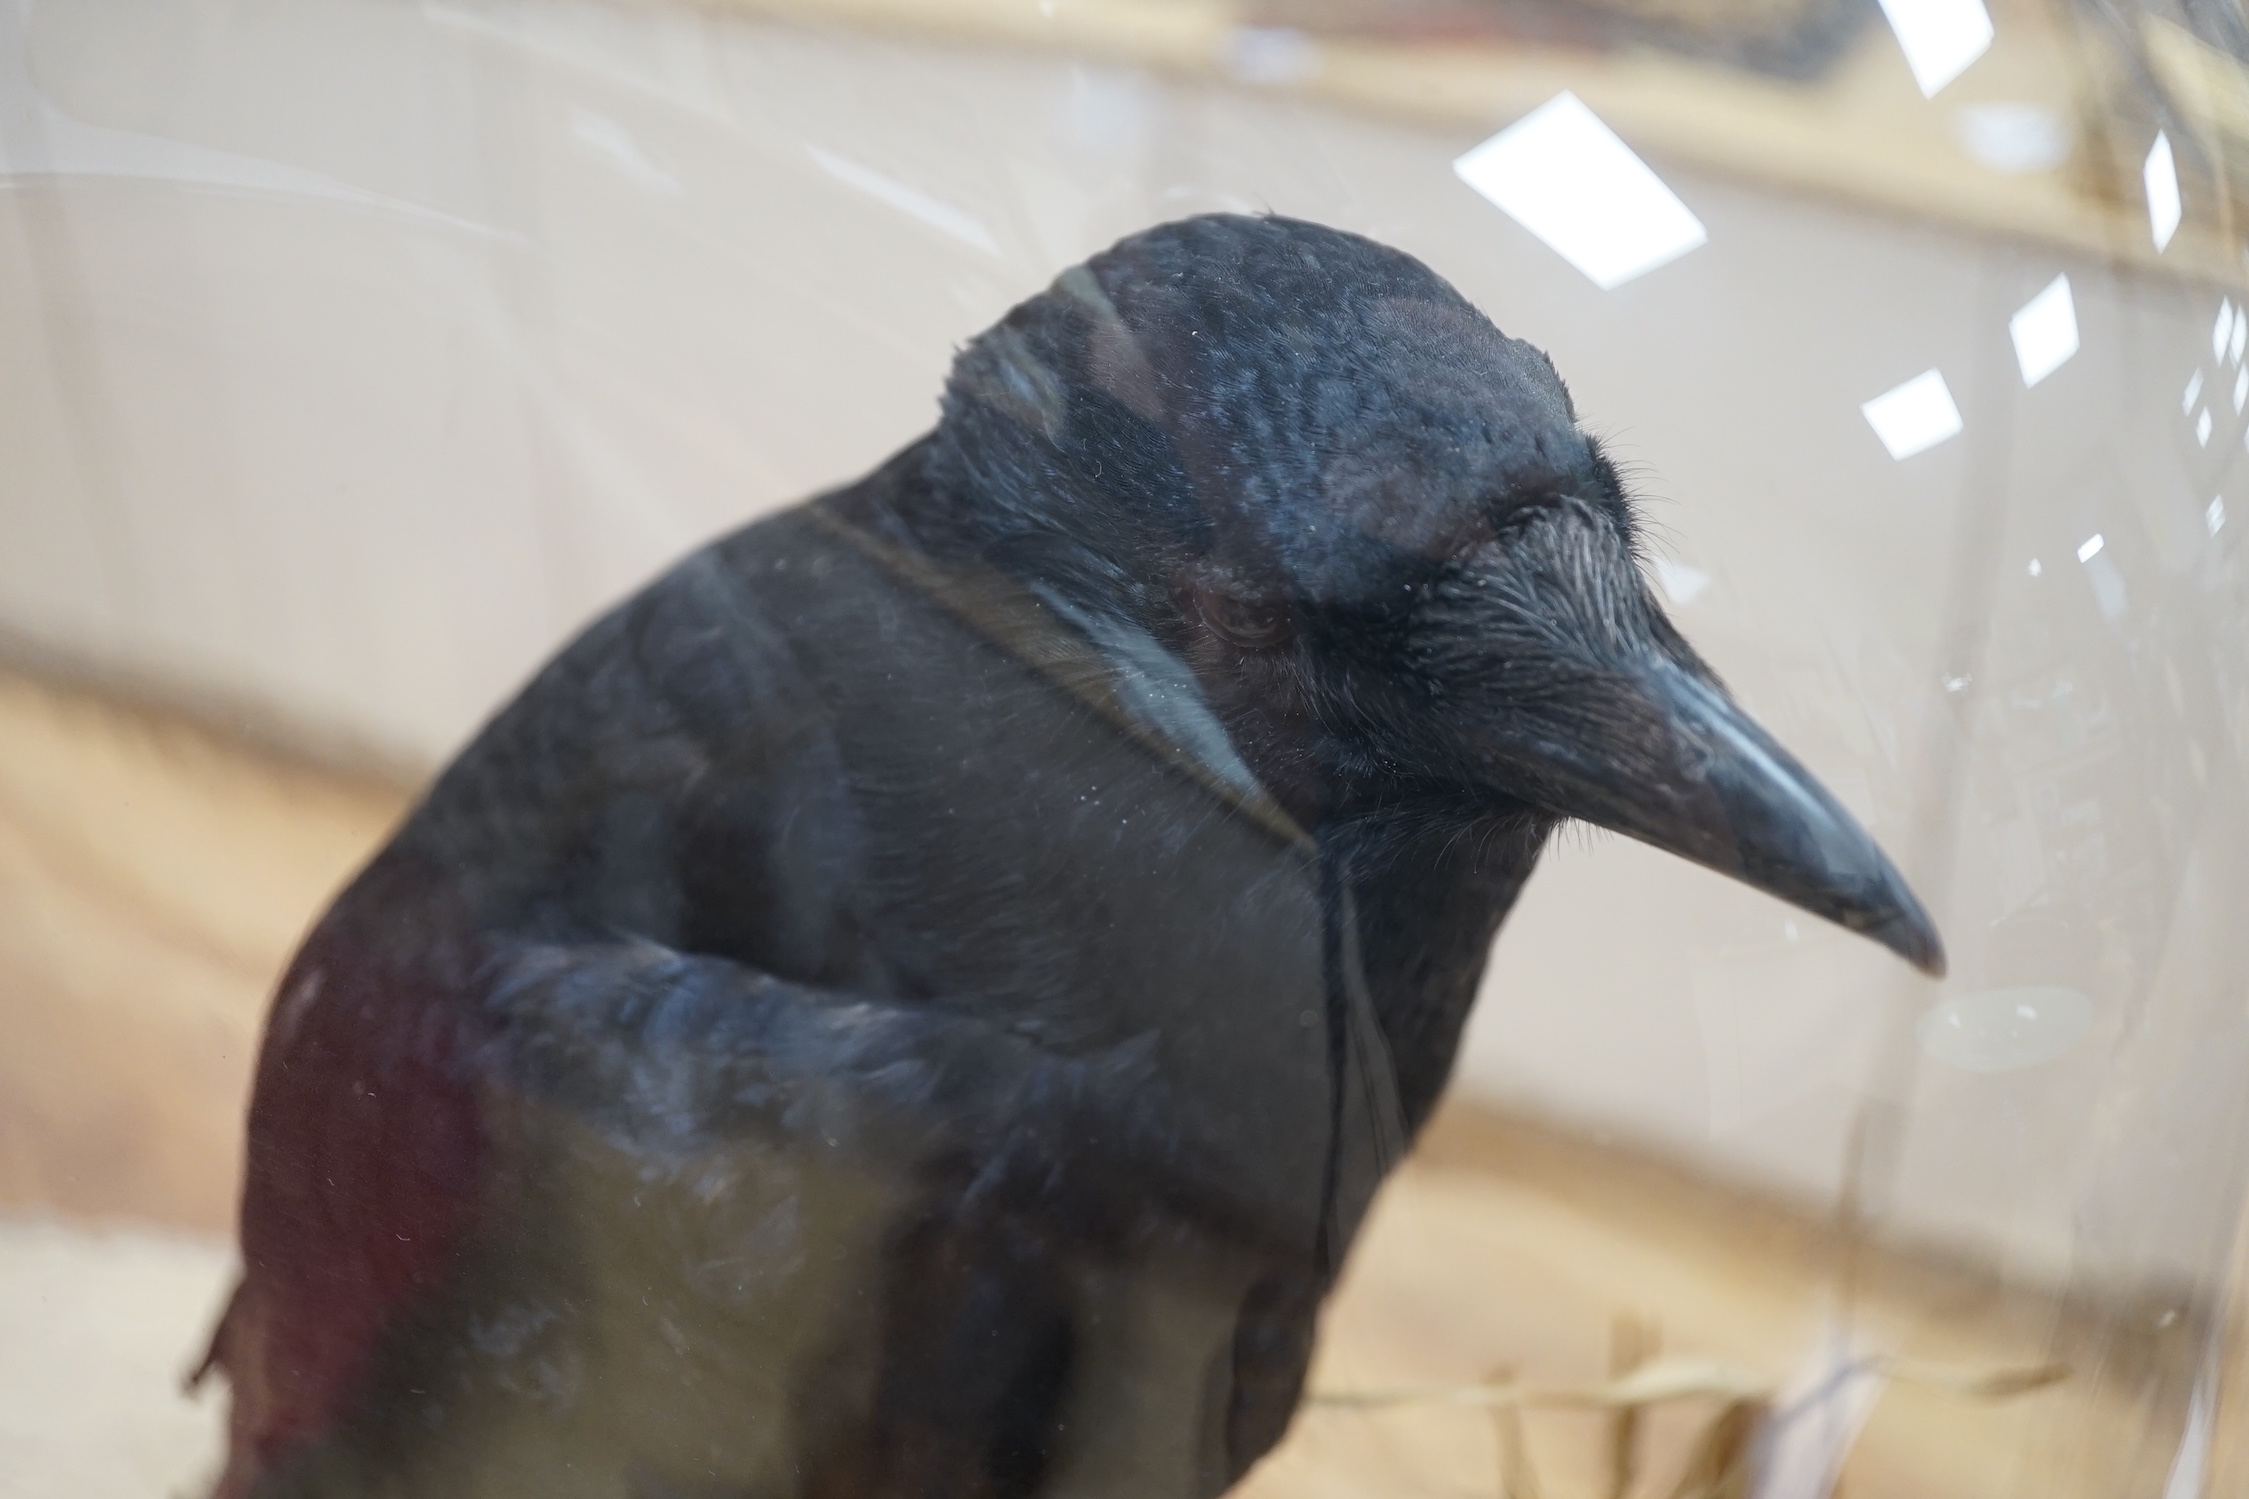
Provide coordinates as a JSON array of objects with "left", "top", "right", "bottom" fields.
[{"left": 202, "top": 213, "right": 1940, "bottom": 1499}]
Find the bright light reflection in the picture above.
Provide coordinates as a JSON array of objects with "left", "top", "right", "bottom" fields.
[
  {"left": 2184, "top": 370, "right": 2205, "bottom": 413},
  {"left": 2211, "top": 498, "right": 2228, "bottom": 535},
  {"left": 2233, "top": 369, "right": 2246, "bottom": 411},
  {"left": 1453, "top": 93, "right": 1708, "bottom": 290},
  {"left": 2199, "top": 410, "right": 2214, "bottom": 445},
  {"left": 1861, "top": 369, "right": 1963, "bottom": 459},
  {"left": 2078, "top": 533, "right": 2105, "bottom": 563},
  {"left": 1876, "top": 0, "right": 1993, "bottom": 96},
  {"left": 2008, "top": 274, "right": 2077, "bottom": 387},
  {"left": 2215, "top": 301, "right": 2234, "bottom": 362},
  {"left": 2147, "top": 133, "right": 2181, "bottom": 251}
]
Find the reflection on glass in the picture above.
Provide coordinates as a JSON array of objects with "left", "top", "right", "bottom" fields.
[
  {"left": 1873, "top": 0, "right": 1993, "bottom": 97},
  {"left": 1952, "top": 101, "right": 2073, "bottom": 173},
  {"left": 1917, "top": 986, "right": 2093, "bottom": 1072},
  {"left": 2010, "top": 274, "right": 2079, "bottom": 388},
  {"left": 806, "top": 145, "right": 1001, "bottom": 255},
  {"left": 571, "top": 111, "right": 685, "bottom": 200},
  {"left": 2146, "top": 132, "right": 2182, "bottom": 250},
  {"left": 1451, "top": 93, "right": 1707, "bottom": 290},
  {"left": 1860, "top": 368, "right": 1963, "bottom": 460}
]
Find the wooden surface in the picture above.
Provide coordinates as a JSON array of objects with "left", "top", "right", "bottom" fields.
[
  {"left": 0, "top": 662, "right": 2236, "bottom": 1497},
  {"left": 0, "top": 666, "right": 404, "bottom": 1232}
]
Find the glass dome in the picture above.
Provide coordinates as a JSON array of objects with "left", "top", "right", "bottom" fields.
[{"left": 2, "top": 0, "right": 2244, "bottom": 1493}]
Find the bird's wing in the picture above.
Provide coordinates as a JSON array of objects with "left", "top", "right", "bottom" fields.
[
  {"left": 198, "top": 920, "right": 495, "bottom": 1499},
  {"left": 205, "top": 933, "right": 1288, "bottom": 1499}
]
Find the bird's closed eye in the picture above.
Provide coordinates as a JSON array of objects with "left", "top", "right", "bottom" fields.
[
  {"left": 1182, "top": 573, "right": 1294, "bottom": 650},
  {"left": 1486, "top": 492, "right": 1572, "bottom": 537}
]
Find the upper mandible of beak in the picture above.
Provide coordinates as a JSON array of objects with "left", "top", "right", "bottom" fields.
[{"left": 1507, "top": 661, "right": 1946, "bottom": 976}]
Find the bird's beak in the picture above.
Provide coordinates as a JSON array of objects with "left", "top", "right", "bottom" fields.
[{"left": 1509, "top": 662, "right": 1945, "bottom": 976}]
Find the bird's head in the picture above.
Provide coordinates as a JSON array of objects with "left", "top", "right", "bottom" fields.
[{"left": 921, "top": 214, "right": 1943, "bottom": 975}]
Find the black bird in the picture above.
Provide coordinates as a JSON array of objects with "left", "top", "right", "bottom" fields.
[{"left": 199, "top": 213, "right": 1942, "bottom": 1499}]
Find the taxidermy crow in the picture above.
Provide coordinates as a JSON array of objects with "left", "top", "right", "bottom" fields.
[{"left": 199, "top": 213, "right": 1941, "bottom": 1499}]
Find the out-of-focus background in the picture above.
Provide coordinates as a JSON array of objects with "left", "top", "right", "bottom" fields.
[{"left": 5, "top": 0, "right": 2249, "bottom": 1492}]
